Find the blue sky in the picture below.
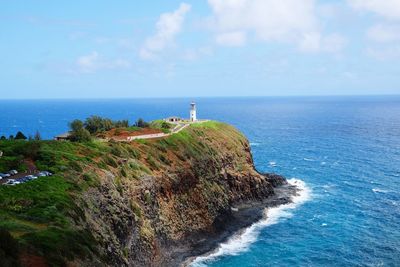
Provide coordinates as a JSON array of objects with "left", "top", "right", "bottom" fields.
[{"left": 1, "top": 0, "right": 399, "bottom": 98}]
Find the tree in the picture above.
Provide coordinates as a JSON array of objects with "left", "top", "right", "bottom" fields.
[
  {"left": 115, "top": 120, "right": 129, "bottom": 128},
  {"left": 0, "top": 136, "right": 6, "bottom": 140},
  {"left": 15, "top": 131, "right": 27, "bottom": 140},
  {"left": 70, "top": 119, "right": 84, "bottom": 132},
  {"left": 135, "top": 118, "right": 149, "bottom": 128},
  {"left": 70, "top": 128, "right": 92, "bottom": 142},
  {"left": 84, "top": 116, "right": 114, "bottom": 134},
  {"left": 69, "top": 119, "right": 92, "bottom": 142},
  {"left": 34, "top": 131, "right": 41, "bottom": 141},
  {"left": 8, "top": 135, "right": 14, "bottom": 140}
]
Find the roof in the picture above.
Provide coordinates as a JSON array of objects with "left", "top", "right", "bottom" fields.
[{"left": 55, "top": 132, "right": 72, "bottom": 138}]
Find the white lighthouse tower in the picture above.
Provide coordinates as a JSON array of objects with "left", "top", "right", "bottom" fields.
[{"left": 190, "top": 102, "right": 197, "bottom": 122}]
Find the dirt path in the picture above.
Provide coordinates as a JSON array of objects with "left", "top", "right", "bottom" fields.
[{"left": 126, "top": 123, "right": 190, "bottom": 141}]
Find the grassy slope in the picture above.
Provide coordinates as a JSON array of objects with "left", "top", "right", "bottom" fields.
[{"left": 0, "top": 121, "right": 246, "bottom": 266}]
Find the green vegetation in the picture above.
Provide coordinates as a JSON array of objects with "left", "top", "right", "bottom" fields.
[
  {"left": 34, "top": 131, "right": 41, "bottom": 141},
  {"left": 0, "top": 130, "right": 38, "bottom": 141},
  {"left": 0, "top": 120, "right": 247, "bottom": 265},
  {"left": 84, "top": 116, "right": 129, "bottom": 134},
  {"left": 0, "top": 228, "right": 20, "bottom": 267},
  {"left": 149, "top": 120, "right": 173, "bottom": 133},
  {"left": 69, "top": 119, "right": 92, "bottom": 142},
  {"left": 191, "top": 120, "right": 221, "bottom": 129},
  {"left": 65, "top": 116, "right": 162, "bottom": 142},
  {"left": 134, "top": 118, "right": 149, "bottom": 128},
  {"left": 0, "top": 139, "right": 110, "bottom": 265},
  {"left": 15, "top": 131, "right": 27, "bottom": 140}
]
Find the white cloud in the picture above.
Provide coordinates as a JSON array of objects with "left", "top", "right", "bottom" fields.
[
  {"left": 215, "top": 31, "right": 246, "bottom": 46},
  {"left": 299, "top": 32, "right": 347, "bottom": 53},
  {"left": 207, "top": 0, "right": 345, "bottom": 53},
  {"left": 367, "top": 24, "right": 400, "bottom": 42},
  {"left": 182, "top": 46, "right": 213, "bottom": 61},
  {"left": 140, "top": 3, "right": 191, "bottom": 60},
  {"left": 322, "top": 33, "right": 347, "bottom": 53},
  {"left": 208, "top": 0, "right": 318, "bottom": 43},
  {"left": 348, "top": 1, "right": 400, "bottom": 60},
  {"left": 367, "top": 45, "right": 400, "bottom": 60},
  {"left": 76, "top": 51, "right": 131, "bottom": 73},
  {"left": 77, "top": 51, "right": 99, "bottom": 73},
  {"left": 299, "top": 32, "right": 321, "bottom": 52},
  {"left": 348, "top": 0, "right": 400, "bottom": 20}
]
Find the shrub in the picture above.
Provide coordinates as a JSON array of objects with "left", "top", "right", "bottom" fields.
[
  {"left": 130, "top": 201, "right": 142, "bottom": 219},
  {"left": 159, "top": 154, "right": 171, "bottom": 165},
  {"left": 146, "top": 155, "right": 158, "bottom": 170},
  {"left": 34, "top": 131, "right": 41, "bottom": 141},
  {"left": 135, "top": 118, "right": 149, "bottom": 128},
  {"left": 15, "top": 131, "right": 27, "bottom": 140},
  {"left": 0, "top": 228, "right": 20, "bottom": 267},
  {"left": 104, "top": 156, "right": 118, "bottom": 168},
  {"left": 120, "top": 167, "right": 127, "bottom": 177}
]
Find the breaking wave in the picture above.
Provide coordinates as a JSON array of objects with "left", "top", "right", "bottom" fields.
[{"left": 190, "top": 179, "right": 311, "bottom": 267}]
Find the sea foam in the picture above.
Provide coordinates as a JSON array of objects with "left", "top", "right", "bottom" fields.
[{"left": 190, "top": 178, "right": 311, "bottom": 267}]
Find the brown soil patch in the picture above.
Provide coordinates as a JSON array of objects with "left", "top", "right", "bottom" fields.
[{"left": 20, "top": 252, "right": 48, "bottom": 267}]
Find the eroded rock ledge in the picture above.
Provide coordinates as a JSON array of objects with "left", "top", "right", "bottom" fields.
[{"left": 76, "top": 122, "right": 291, "bottom": 266}]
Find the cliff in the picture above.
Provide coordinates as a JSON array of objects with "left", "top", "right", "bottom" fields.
[{"left": 0, "top": 121, "right": 288, "bottom": 266}]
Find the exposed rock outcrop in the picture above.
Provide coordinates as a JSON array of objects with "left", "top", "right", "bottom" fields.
[{"left": 72, "top": 122, "right": 288, "bottom": 266}]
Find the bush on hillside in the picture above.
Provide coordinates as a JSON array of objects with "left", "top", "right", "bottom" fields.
[{"left": 0, "top": 228, "right": 20, "bottom": 267}]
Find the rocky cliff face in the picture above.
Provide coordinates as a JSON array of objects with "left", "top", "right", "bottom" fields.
[
  {"left": 70, "top": 122, "right": 287, "bottom": 266},
  {"left": 0, "top": 122, "right": 286, "bottom": 266}
]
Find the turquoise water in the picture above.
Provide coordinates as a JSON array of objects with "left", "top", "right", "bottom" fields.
[{"left": 1, "top": 96, "right": 399, "bottom": 266}]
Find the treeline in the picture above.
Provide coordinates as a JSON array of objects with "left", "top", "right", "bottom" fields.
[
  {"left": 0, "top": 131, "right": 41, "bottom": 141},
  {"left": 69, "top": 116, "right": 150, "bottom": 142}
]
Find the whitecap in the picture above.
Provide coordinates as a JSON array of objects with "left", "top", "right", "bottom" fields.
[
  {"left": 190, "top": 179, "right": 312, "bottom": 266},
  {"left": 372, "top": 188, "right": 388, "bottom": 194},
  {"left": 321, "top": 223, "right": 327, "bottom": 227},
  {"left": 269, "top": 161, "right": 277, "bottom": 167},
  {"left": 303, "top": 158, "right": 315, "bottom": 162},
  {"left": 250, "top": 142, "right": 260, "bottom": 146}
]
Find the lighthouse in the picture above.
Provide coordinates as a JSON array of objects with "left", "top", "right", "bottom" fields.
[{"left": 190, "top": 102, "right": 197, "bottom": 122}]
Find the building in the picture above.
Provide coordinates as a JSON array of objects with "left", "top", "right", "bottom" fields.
[
  {"left": 54, "top": 132, "right": 72, "bottom": 141},
  {"left": 190, "top": 102, "right": 197, "bottom": 122},
  {"left": 164, "top": 116, "right": 182, "bottom": 123}
]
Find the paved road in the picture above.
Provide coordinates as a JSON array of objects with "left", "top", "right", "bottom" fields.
[{"left": 126, "top": 123, "right": 189, "bottom": 141}]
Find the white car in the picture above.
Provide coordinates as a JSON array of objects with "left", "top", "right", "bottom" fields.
[
  {"left": 4, "top": 179, "right": 18, "bottom": 185},
  {"left": 8, "top": 170, "right": 18, "bottom": 175},
  {"left": 0, "top": 173, "right": 10, "bottom": 178}
]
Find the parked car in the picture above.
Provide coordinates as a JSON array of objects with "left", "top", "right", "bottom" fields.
[
  {"left": 38, "top": 171, "right": 53, "bottom": 177},
  {"left": 4, "top": 179, "right": 18, "bottom": 185},
  {"left": 26, "top": 175, "right": 38, "bottom": 179},
  {"left": 8, "top": 170, "right": 18, "bottom": 175},
  {"left": 0, "top": 173, "right": 10, "bottom": 178}
]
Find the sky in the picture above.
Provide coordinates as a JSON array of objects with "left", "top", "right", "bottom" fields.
[{"left": 1, "top": 0, "right": 400, "bottom": 99}]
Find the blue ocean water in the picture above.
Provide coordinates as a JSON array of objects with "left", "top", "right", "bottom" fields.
[{"left": 1, "top": 96, "right": 400, "bottom": 266}]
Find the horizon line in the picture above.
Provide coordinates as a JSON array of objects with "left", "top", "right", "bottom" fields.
[{"left": 1, "top": 94, "right": 400, "bottom": 101}]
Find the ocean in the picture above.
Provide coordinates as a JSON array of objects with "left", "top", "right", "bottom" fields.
[{"left": 1, "top": 96, "right": 400, "bottom": 266}]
